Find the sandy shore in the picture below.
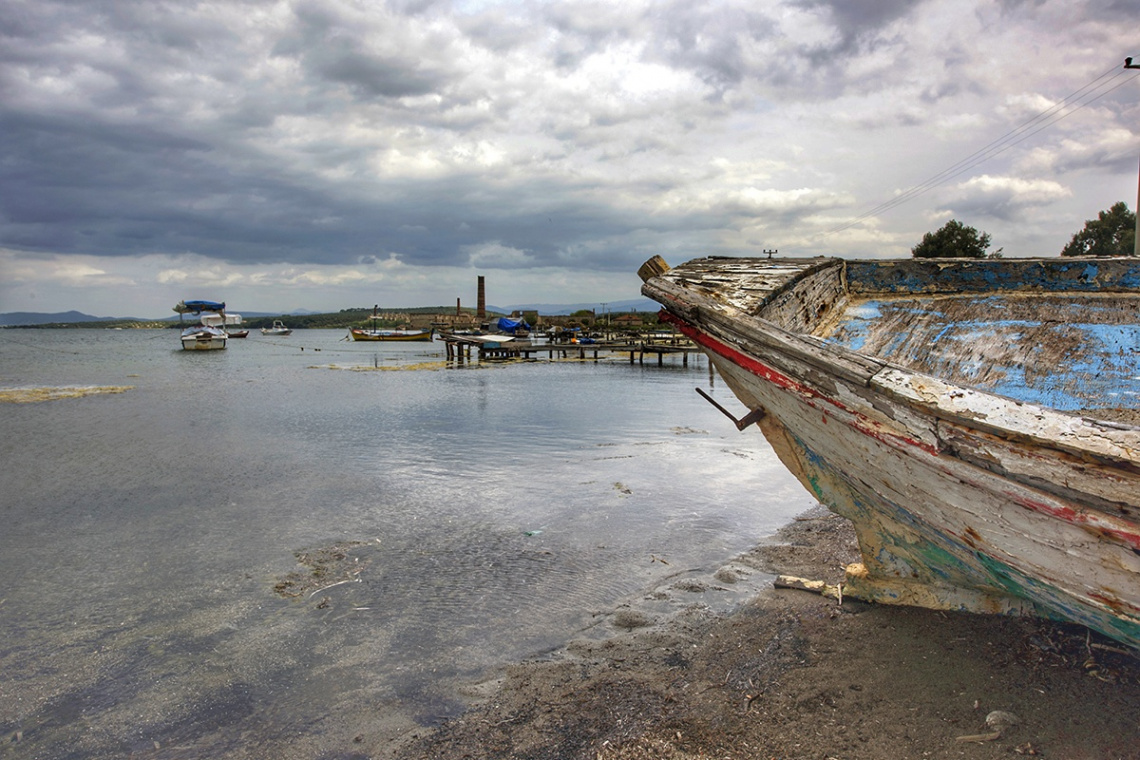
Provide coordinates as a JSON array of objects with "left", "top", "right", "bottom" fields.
[{"left": 390, "top": 507, "right": 1140, "bottom": 760}]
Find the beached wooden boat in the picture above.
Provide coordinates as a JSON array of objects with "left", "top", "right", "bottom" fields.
[
  {"left": 640, "top": 255, "right": 1140, "bottom": 649},
  {"left": 348, "top": 327, "right": 434, "bottom": 342}
]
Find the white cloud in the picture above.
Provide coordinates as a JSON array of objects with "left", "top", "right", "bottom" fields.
[
  {"left": 948, "top": 174, "right": 1072, "bottom": 220},
  {"left": 0, "top": 252, "right": 132, "bottom": 288},
  {"left": 464, "top": 242, "right": 535, "bottom": 268}
]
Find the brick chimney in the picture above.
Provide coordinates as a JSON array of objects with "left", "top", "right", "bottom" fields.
[{"left": 477, "top": 276, "right": 486, "bottom": 320}]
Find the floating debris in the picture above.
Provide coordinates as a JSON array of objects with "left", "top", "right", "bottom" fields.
[
  {"left": 273, "top": 541, "right": 370, "bottom": 599},
  {"left": 0, "top": 386, "right": 133, "bottom": 403}
]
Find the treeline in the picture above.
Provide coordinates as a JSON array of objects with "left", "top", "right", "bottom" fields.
[
  {"left": 12, "top": 309, "right": 662, "bottom": 331},
  {"left": 912, "top": 201, "right": 1136, "bottom": 259}
]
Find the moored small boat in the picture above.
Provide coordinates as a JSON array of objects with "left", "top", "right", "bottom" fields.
[
  {"left": 179, "top": 324, "right": 228, "bottom": 350},
  {"left": 348, "top": 327, "right": 434, "bottom": 342},
  {"left": 173, "top": 300, "right": 228, "bottom": 351},
  {"left": 261, "top": 319, "right": 292, "bottom": 336},
  {"left": 201, "top": 311, "right": 247, "bottom": 338},
  {"left": 640, "top": 255, "right": 1140, "bottom": 650}
]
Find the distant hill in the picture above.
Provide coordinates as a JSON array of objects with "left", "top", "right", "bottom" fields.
[
  {"left": 0, "top": 310, "right": 131, "bottom": 326},
  {"left": 0, "top": 309, "right": 314, "bottom": 326},
  {"left": 1, "top": 299, "right": 659, "bottom": 327},
  {"left": 495, "top": 298, "right": 658, "bottom": 316}
]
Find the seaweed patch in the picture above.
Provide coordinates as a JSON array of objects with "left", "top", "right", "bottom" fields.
[{"left": 0, "top": 385, "right": 134, "bottom": 403}]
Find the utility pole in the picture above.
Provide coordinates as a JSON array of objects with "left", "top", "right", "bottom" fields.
[{"left": 1127, "top": 58, "right": 1140, "bottom": 256}]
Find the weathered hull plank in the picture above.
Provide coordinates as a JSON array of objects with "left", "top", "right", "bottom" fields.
[{"left": 827, "top": 294, "right": 1140, "bottom": 414}]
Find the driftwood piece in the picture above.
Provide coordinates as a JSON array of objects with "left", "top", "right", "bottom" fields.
[{"left": 774, "top": 575, "right": 842, "bottom": 602}]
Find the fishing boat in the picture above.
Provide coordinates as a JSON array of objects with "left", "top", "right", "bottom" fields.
[
  {"left": 351, "top": 305, "right": 434, "bottom": 341},
  {"left": 173, "top": 300, "right": 228, "bottom": 351},
  {"left": 639, "top": 255, "right": 1140, "bottom": 650},
  {"left": 261, "top": 319, "right": 292, "bottom": 336},
  {"left": 348, "top": 327, "right": 434, "bottom": 342}
]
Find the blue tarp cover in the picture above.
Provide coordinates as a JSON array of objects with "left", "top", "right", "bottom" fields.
[
  {"left": 175, "top": 300, "right": 226, "bottom": 314},
  {"left": 495, "top": 317, "right": 530, "bottom": 332}
]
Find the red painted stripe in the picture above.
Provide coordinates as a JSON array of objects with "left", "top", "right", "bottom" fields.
[
  {"left": 660, "top": 311, "right": 940, "bottom": 456},
  {"left": 1006, "top": 491, "right": 1140, "bottom": 552},
  {"left": 1088, "top": 590, "right": 1140, "bottom": 617}
]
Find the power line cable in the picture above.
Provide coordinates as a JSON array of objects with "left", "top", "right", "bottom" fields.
[
  {"left": 825, "top": 66, "right": 1135, "bottom": 234},
  {"left": 826, "top": 64, "right": 1133, "bottom": 233},
  {"left": 822, "top": 61, "right": 1140, "bottom": 237},
  {"left": 831, "top": 70, "right": 1139, "bottom": 232}
]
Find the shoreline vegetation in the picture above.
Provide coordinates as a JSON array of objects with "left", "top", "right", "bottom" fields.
[
  {"left": 1, "top": 305, "right": 664, "bottom": 332},
  {"left": 390, "top": 507, "right": 1140, "bottom": 760}
]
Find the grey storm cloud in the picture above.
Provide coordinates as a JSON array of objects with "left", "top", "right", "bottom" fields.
[
  {"left": 0, "top": 0, "right": 1137, "bottom": 304},
  {"left": 2, "top": 0, "right": 774, "bottom": 272}
]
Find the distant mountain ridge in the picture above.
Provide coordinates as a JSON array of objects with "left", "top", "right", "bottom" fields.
[
  {"left": 0, "top": 309, "right": 310, "bottom": 325},
  {"left": 496, "top": 298, "right": 658, "bottom": 315},
  {"left": 0, "top": 310, "right": 129, "bottom": 326},
  {"left": 1, "top": 298, "right": 659, "bottom": 326}
]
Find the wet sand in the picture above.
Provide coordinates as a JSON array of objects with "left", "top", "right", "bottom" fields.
[{"left": 390, "top": 507, "right": 1140, "bottom": 760}]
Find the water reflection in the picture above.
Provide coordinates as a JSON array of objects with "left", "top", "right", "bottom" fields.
[{"left": 0, "top": 330, "right": 811, "bottom": 758}]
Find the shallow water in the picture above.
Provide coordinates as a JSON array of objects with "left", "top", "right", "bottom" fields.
[{"left": 0, "top": 328, "right": 813, "bottom": 758}]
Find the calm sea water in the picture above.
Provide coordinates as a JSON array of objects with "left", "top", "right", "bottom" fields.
[{"left": 0, "top": 328, "right": 813, "bottom": 759}]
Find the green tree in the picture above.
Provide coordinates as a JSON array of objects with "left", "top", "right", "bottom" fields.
[
  {"left": 1060, "top": 202, "right": 1136, "bottom": 257},
  {"left": 911, "top": 219, "right": 994, "bottom": 259}
]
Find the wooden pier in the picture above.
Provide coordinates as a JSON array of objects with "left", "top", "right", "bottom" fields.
[{"left": 441, "top": 334, "right": 700, "bottom": 366}]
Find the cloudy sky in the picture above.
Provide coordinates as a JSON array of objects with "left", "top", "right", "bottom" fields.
[{"left": 1, "top": 0, "right": 1137, "bottom": 318}]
